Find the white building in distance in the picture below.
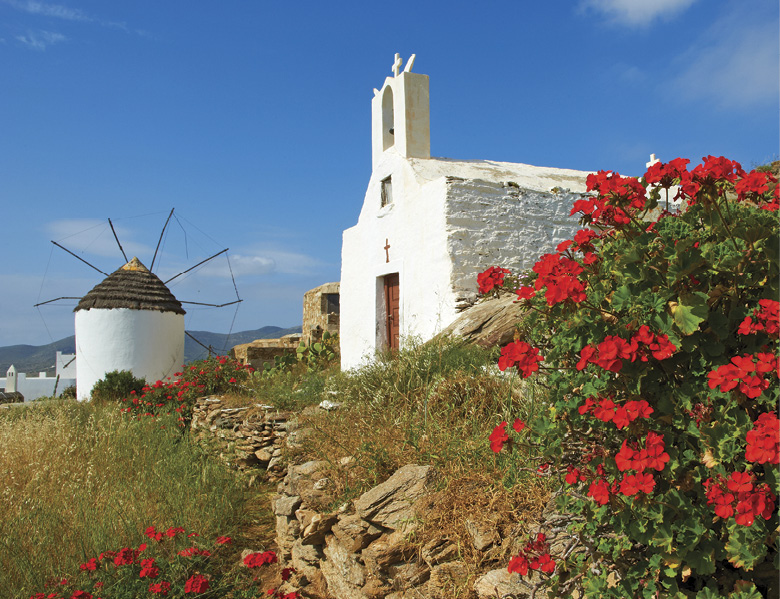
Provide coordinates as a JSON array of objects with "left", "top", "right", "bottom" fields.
[
  {"left": 74, "top": 257, "right": 185, "bottom": 401},
  {"left": 339, "top": 55, "right": 591, "bottom": 369},
  {"left": 0, "top": 351, "right": 76, "bottom": 402}
]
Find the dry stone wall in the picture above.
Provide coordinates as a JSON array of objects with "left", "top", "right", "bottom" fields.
[
  {"left": 190, "top": 397, "right": 303, "bottom": 482},
  {"left": 190, "top": 398, "right": 579, "bottom": 599},
  {"left": 270, "top": 460, "right": 579, "bottom": 599},
  {"left": 231, "top": 336, "right": 303, "bottom": 372}
]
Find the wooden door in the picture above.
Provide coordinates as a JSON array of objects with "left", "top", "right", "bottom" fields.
[{"left": 383, "top": 273, "right": 400, "bottom": 350}]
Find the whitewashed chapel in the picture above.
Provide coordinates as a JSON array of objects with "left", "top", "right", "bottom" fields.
[{"left": 339, "top": 55, "right": 592, "bottom": 369}]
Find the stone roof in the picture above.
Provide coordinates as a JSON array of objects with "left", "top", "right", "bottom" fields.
[{"left": 75, "top": 257, "right": 186, "bottom": 315}]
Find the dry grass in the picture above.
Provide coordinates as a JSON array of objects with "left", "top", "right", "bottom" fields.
[
  {"left": 0, "top": 401, "right": 254, "bottom": 598},
  {"left": 0, "top": 339, "right": 551, "bottom": 598},
  {"left": 415, "top": 472, "right": 551, "bottom": 594},
  {"left": 283, "top": 339, "right": 553, "bottom": 595}
]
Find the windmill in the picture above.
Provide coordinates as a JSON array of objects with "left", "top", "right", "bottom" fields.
[{"left": 35, "top": 209, "right": 242, "bottom": 401}]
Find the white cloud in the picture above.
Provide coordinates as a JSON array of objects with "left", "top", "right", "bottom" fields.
[
  {"left": 219, "top": 254, "right": 276, "bottom": 277},
  {"left": 196, "top": 249, "right": 324, "bottom": 278},
  {"left": 2, "top": 0, "right": 147, "bottom": 38},
  {"left": 15, "top": 29, "right": 66, "bottom": 50},
  {"left": 256, "top": 250, "right": 325, "bottom": 275},
  {"left": 670, "top": 7, "right": 779, "bottom": 109},
  {"left": 579, "top": 0, "right": 698, "bottom": 26},
  {"left": 2, "top": 0, "right": 91, "bottom": 21}
]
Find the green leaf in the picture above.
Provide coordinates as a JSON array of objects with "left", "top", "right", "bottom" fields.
[
  {"left": 765, "top": 233, "right": 779, "bottom": 266},
  {"left": 671, "top": 294, "right": 709, "bottom": 335},
  {"left": 687, "top": 547, "right": 717, "bottom": 575},
  {"left": 647, "top": 293, "right": 667, "bottom": 313},
  {"left": 651, "top": 521, "right": 674, "bottom": 552},
  {"left": 724, "top": 524, "right": 769, "bottom": 571},
  {"left": 612, "top": 285, "right": 631, "bottom": 311},
  {"left": 731, "top": 584, "right": 765, "bottom": 599},
  {"left": 707, "top": 311, "right": 730, "bottom": 339}
]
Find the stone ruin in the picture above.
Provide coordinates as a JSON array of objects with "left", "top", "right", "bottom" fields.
[
  {"left": 232, "top": 282, "right": 340, "bottom": 371},
  {"left": 301, "top": 282, "right": 340, "bottom": 347}
]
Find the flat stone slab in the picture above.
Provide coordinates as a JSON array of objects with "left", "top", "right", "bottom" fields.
[{"left": 354, "top": 464, "right": 437, "bottom": 529}]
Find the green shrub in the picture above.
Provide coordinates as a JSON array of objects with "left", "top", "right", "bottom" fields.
[
  {"left": 60, "top": 385, "right": 77, "bottom": 400},
  {"left": 261, "top": 332, "right": 340, "bottom": 379},
  {"left": 91, "top": 369, "right": 146, "bottom": 402},
  {"left": 249, "top": 367, "right": 329, "bottom": 411}
]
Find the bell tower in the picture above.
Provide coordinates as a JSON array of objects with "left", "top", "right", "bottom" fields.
[
  {"left": 5, "top": 365, "right": 17, "bottom": 393},
  {"left": 371, "top": 53, "right": 430, "bottom": 168}
]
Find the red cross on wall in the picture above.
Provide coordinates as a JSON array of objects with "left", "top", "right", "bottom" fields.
[{"left": 384, "top": 238, "right": 391, "bottom": 263}]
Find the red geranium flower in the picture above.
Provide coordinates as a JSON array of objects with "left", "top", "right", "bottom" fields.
[
  {"left": 243, "top": 550, "right": 278, "bottom": 568},
  {"left": 477, "top": 266, "right": 511, "bottom": 294},
  {"left": 148, "top": 581, "right": 171, "bottom": 595},
  {"left": 139, "top": 558, "right": 160, "bottom": 579},
  {"left": 489, "top": 422, "right": 509, "bottom": 453},
  {"left": 746, "top": 412, "right": 780, "bottom": 464},
  {"left": 620, "top": 472, "right": 655, "bottom": 496},
  {"left": 587, "top": 478, "right": 611, "bottom": 505},
  {"left": 498, "top": 341, "right": 544, "bottom": 378},
  {"left": 79, "top": 558, "right": 98, "bottom": 572},
  {"left": 183, "top": 573, "right": 210, "bottom": 593},
  {"left": 507, "top": 554, "right": 529, "bottom": 575}
]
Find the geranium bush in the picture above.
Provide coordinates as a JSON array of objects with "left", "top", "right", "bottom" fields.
[
  {"left": 29, "top": 526, "right": 297, "bottom": 599},
  {"left": 482, "top": 157, "right": 779, "bottom": 598},
  {"left": 118, "top": 356, "right": 253, "bottom": 422}
]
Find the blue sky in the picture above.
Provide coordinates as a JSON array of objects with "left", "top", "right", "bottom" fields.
[{"left": 1, "top": 0, "right": 777, "bottom": 346}]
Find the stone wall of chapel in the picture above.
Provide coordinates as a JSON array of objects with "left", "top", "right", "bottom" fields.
[{"left": 444, "top": 179, "right": 582, "bottom": 300}]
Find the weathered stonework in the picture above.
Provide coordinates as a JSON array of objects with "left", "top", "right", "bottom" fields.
[
  {"left": 230, "top": 335, "right": 302, "bottom": 371},
  {"left": 301, "top": 282, "right": 340, "bottom": 347},
  {"left": 188, "top": 393, "right": 581, "bottom": 599},
  {"left": 266, "top": 454, "right": 585, "bottom": 599},
  {"left": 445, "top": 178, "right": 582, "bottom": 299},
  {"left": 189, "top": 396, "right": 295, "bottom": 481}
]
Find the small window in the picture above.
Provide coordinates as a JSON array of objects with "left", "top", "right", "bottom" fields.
[
  {"left": 380, "top": 176, "right": 393, "bottom": 207},
  {"left": 321, "top": 293, "right": 340, "bottom": 315}
]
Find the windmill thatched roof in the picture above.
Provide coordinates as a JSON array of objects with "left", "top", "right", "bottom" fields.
[{"left": 75, "top": 257, "right": 186, "bottom": 315}]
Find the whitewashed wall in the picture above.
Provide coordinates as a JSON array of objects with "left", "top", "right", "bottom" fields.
[
  {"left": 56, "top": 351, "right": 77, "bottom": 379},
  {"left": 75, "top": 308, "right": 184, "bottom": 401},
  {"left": 0, "top": 373, "right": 77, "bottom": 401},
  {"left": 341, "top": 152, "right": 453, "bottom": 370}
]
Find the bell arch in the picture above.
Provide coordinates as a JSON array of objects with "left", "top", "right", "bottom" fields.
[{"left": 382, "top": 86, "right": 394, "bottom": 151}]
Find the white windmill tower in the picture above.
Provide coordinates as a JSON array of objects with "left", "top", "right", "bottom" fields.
[{"left": 73, "top": 256, "right": 186, "bottom": 401}]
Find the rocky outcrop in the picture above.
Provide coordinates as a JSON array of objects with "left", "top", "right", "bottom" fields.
[
  {"left": 272, "top": 462, "right": 470, "bottom": 599},
  {"left": 268, "top": 457, "right": 583, "bottom": 599},
  {"left": 438, "top": 293, "right": 526, "bottom": 348},
  {"left": 354, "top": 464, "right": 437, "bottom": 530}
]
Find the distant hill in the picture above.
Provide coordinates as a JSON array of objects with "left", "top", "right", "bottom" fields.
[
  {"left": 0, "top": 326, "right": 302, "bottom": 376},
  {"left": 183, "top": 326, "right": 302, "bottom": 363}
]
